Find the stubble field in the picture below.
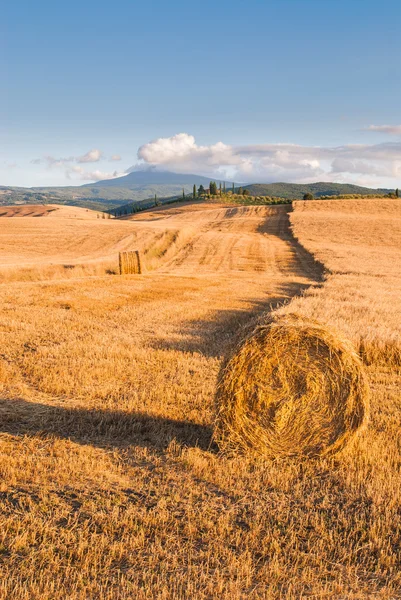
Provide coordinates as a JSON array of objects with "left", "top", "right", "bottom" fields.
[{"left": 0, "top": 199, "right": 400, "bottom": 599}]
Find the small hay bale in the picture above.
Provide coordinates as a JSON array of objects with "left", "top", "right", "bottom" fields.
[
  {"left": 119, "top": 250, "right": 142, "bottom": 275},
  {"left": 215, "top": 313, "right": 369, "bottom": 458}
]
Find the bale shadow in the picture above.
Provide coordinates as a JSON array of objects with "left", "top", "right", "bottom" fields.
[
  {"left": 0, "top": 397, "right": 214, "bottom": 452},
  {"left": 150, "top": 281, "right": 315, "bottom": 358}
]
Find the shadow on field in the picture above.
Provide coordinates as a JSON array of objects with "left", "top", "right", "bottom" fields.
[
  {"left": 150, "top": 281, "right": 314, "bottom": 358},
  {"left": 257, "top": 207, "right": 325, "bottom": 279},
  {"left": 0, "top": 397, "right": 214, "bottom": 452}
]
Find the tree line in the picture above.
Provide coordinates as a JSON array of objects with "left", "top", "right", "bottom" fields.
[{"left": 109, "top": 185, "right": 400, "bottom": 218}]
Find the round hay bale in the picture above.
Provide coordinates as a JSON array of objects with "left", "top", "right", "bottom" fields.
[{"left": 215, "top": 314, "right": 370, "bottom": 458}]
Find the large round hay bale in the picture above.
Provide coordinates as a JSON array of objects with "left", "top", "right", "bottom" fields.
[{"left": 215, "top": 314, "right": 369, "bottom": 458}]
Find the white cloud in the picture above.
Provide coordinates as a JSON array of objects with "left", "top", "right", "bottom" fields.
[
  {"left": 30, "top": 149, "right": 119, "bottom": 168},
  {"left": 26, "top": 134, "right": 401, "bottom": 187},
  {"left": 66, "top": 166, "right": 126, "bottom": 182},
  {"left": 138, "top": 134, "right": 243, "bottom": 174},
  {"left": 33, "top": 155, "right": 75, "bottom": 167},
  {"left": 77, "top": 149, "right": 103, "bottom": 163},
  {"left": 364, "top": 124, "right": 401, "bottom": 135},
  {"left": 28, "top": 149, "right": 126, "bottom": 182},
  {"left": 136, "top": 132, "right": 401, "bottom": 186}
]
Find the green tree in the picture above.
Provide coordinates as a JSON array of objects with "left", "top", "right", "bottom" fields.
[
  {"left": 303, "top": 193, "right": 314, "bottom": 200},
  {"left": 243, "top": 189, "right": 250, "bottom": 196},
  {"left": 232, "top": 182, "right": 235, "bottom": 194},
  {"left": 198, "top": 184, "right": 205, "bottom": 196},
  {"left": 182, "top": 188, "right": 186, "bottom": 201},
  {"left": 210, "top": 181, "right": 217, "bottom": 195},
  {"left": 238, "top": 187, "right": 243, "bottom": 195},
  {"left": 193, "top": 184, "right": 197, "bottom": 199},
  {"left": 396, "top": 188, "right": 399, "bottom": 198},
  {"left": 223, "top": 182, "right": 226, "bottom": 194},
  {"left": 219, "top": 182, "right": 222, "bottom": 195}
]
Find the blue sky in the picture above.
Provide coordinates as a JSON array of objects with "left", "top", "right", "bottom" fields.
[{"left": 2, "top": 0, "right": 400, "bottom": 187}]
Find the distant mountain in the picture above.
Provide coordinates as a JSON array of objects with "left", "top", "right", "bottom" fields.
[
  {"left": 0, "top": 173, "right": 393, "bottom": 210},
  {"left": 242, "top": 182, "right": 391, "bottom": 199},
  {"left": 78, "top": 170, "right": 217, "bottom": 205},
  {"left": 0, "top": 171, "right": 224, "bottom": 209},
  {"left": 87, "top": 169, "right": 213, "bottom": 188}
]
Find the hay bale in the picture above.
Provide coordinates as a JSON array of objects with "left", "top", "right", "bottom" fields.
[
  {"left": 119, "top": 250, "right": 141, "bottom": 275},
  {"left": 215, "top": 314, "right": 369, "bottom": 458}
]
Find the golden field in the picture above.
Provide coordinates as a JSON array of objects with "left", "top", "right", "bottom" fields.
[
  {"left": 282, "top": 199, "right": 401, "bottom": 366},
  {"left": 0, "top": 199, "right": 400, "bottom": 599}
]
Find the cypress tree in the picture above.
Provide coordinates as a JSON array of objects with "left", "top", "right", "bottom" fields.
[
  {"left": 193, "top": 184, "right": 197, "bottom": 199},
  {"left": 182, "top": 188, "right": 185, "bottom": 201},
  {"left": 219, "top": 182, "right": 222, "bottom": 195},
  {"left": 210, "top": 181, "right": 217, "bottom": 195},
  {"left": 232, "top": 182, "right": 235, "bottom": 194}
]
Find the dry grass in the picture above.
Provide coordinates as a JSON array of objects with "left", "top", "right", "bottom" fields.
[
  {"left": 284, "top": 199, "right": 401, "bottom": 366},
  {"left": 0, "top": 201, "right": 400, "bottom": 598},
  {"left": 215, "top": 313, "right": 369, "bottom": 458},
  {"left": 0, "top": 204, "right": 103, "bottom": 219}
]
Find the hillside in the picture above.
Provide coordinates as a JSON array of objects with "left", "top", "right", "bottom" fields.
[
  {"left": 1, "top": 175, "right": 392, "bottom": 210},
  {"left": 0, "top": 172, "right": 217, "bottom": 209},
  {"left": 243, "top": 181, "right": 391, "bottom": 198}
]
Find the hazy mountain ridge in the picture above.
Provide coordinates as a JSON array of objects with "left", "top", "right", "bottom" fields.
[
  {"left": 0, "top": 172, "right": 392, "bottom": 210},
  {"left": 0, "top": 171, "right": 218, "bottom": 209},
  {"left": 88, "top": 170, "right": 214, "bottom": 188}
]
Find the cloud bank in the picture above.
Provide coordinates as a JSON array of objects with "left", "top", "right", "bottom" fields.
[
  {"left": 137, "top": 133, "right": 401, "bottom": 187},
  {"left": 30, "top": 149, "right": 124, "bottom": 182},
  {"left": 67, "top": 166, "right": 125, "bottom": 182},
  {"left": 28, "top": 131, "right": 401, "bottom": 186},
  {"left": 31, "top": 149, "right": 103, "bottom": 168},
  {"left": 364, "top": 124, "right": 401, "bottom": 135},
  {"left": 77, "top": 149, "right": 103, "bottom": 163}
]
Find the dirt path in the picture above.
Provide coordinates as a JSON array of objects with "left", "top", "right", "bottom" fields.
[{"left": 137, "top": 204, "right": 322, "bottom": 281}]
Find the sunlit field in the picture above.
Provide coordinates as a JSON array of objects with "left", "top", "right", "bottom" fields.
[{"left": 0, "top": 200, "right": 400, "bottom": 599}]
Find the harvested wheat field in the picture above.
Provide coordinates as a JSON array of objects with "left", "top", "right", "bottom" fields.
[{"left": 0, "top": 200, "right": 400, "bottom": 599}]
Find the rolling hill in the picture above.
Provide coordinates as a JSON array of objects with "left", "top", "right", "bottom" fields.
[
  {"left": 242, "top": 182, "right": 391, "bottom": 198},
  {"left": 0, "top": 171, "right": 217, "bottom": 209},
  {"left": 0, "top": 172, "right": 393, "bottom": 210}
]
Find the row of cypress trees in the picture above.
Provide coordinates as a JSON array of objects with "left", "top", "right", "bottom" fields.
[{"left": 190, "top": 181, "right": 236, "bottom": 199}]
